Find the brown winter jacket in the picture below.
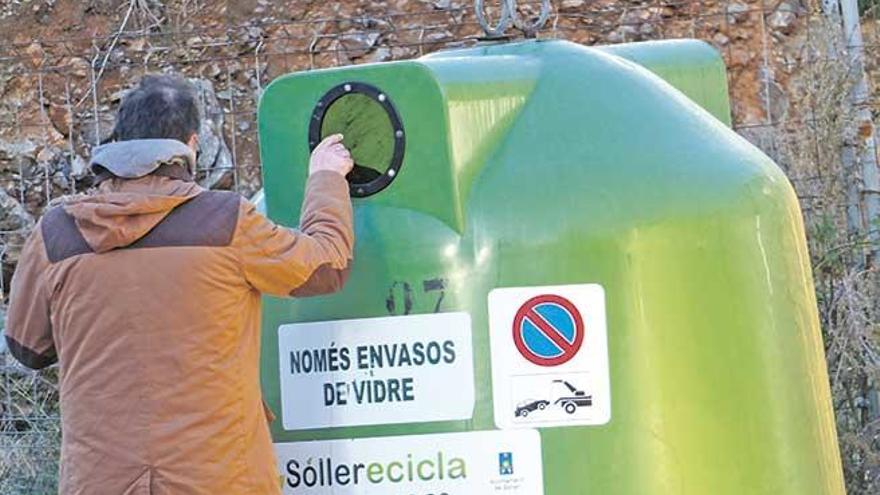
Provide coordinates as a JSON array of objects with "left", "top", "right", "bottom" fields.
[{"left": 4, "top": 163, "right": 353, "bottom": 494}]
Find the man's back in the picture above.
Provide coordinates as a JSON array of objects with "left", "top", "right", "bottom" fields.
[
  {"left": 5, "top": 150, "right": 353, "bottom": 494},
  {"left": 44, "top": 176, "right": 270, "bottom": 493}
]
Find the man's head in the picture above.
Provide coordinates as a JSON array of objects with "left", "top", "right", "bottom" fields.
[
  {"left": 91, "top": 75, "right": 201, "bottom": 182},
  {"left": 111, "top": 74, "right": 200, "bottom": 150}
]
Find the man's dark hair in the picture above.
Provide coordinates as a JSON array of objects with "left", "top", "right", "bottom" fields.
[{"left": 110, "top": 74, "right": 200, "bottom": 144}]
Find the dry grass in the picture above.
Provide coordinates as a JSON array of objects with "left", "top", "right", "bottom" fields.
[
  {"left": 774, "top": 12, "right": 880, "bottom": 493},
  {"left": 0, "top": 359, "right": 60, "bottom": 494}
]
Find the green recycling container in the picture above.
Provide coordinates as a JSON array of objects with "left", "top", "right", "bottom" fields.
[{"left": 257, "top": 39, "right": 845, "bottom": 494}]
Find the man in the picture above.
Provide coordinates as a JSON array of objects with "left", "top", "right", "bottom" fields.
[{"left": 4, "top": 74, "right": 354, "bottom": 494}]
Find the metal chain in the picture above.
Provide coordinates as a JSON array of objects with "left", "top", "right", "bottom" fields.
[
  {"left": 475, "top": 0, "right": 512, "bottom": 37},
  {"left": 476, "top": 0, "right": 552, "bottom": 37}
]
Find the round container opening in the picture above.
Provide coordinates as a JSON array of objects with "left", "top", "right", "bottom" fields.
[{"left": 309, "top": 83, "right": 405, "bottom": 197}]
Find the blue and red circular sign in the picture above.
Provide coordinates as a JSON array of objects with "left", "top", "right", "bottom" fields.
[{"left": 512, "top": 294, "right": 584, "bottom": 366}]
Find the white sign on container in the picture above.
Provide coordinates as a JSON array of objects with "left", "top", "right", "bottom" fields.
[{"left": 277, "top": 312, "right": 474, "bottom": 430}]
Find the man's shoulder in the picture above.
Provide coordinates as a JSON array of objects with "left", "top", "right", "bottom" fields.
[
  {"left": 187, "top": 189, "right": 245, "bottom": 222},
  {"left": 39, "top": 205, "right": 92, "bottom": 263},
  {"left": 132, "top": 189, "right": 244, "bottom": 249}
]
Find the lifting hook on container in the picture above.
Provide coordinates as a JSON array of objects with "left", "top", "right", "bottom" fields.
[{"left": 475, "top": 0, "right": 551, "bottom": 38}]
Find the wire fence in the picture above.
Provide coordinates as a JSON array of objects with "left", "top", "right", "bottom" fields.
[{"left": 1, "top": 0, "right": 879, "bottom": 492}]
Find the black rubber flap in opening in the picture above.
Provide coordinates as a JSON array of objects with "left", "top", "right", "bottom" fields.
[{"left": 308, "top": 82, "right": 405, "bottom": 197}]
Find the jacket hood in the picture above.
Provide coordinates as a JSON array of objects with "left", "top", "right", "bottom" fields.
[
  {"left": 63, "top": 175, "right": 203, "bottom": 253},
  {"left": 90, "top": 139, "right": 196, "bottom": 179}
]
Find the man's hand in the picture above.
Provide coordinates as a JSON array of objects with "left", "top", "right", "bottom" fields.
[{"left": 310, "top": 134, "right": 354, "bottom": 177}]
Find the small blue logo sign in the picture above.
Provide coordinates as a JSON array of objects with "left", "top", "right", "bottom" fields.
[{"left": 499, "top": 452, "right": 514, "bottom": 475}]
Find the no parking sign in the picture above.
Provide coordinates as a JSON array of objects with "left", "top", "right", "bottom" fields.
[
  {"left": 488, "top": 284, "right": 611, "bottom": 429},
  {"left": 512, "top": 294, "right": 585, "bottom": 366}
]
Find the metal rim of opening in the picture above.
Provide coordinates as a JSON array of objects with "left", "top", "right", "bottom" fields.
[{"left": 308, "top": 82, "right": 406, "bottom": 198}]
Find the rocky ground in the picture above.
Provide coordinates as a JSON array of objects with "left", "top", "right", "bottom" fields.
[{"left": 1, "top": 0, "right": 878, "bottom": 493}]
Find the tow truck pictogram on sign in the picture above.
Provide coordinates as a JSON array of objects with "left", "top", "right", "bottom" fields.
[
  {"left": 512, "top": 294, "right": 585, "bottom": 366},
  {"left": 512, "top": 380, "right": 593, "bottom": 418}
]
